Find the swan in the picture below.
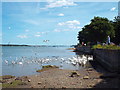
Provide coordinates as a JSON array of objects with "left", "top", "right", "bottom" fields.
[
  {"left": 18, "top": 61, "right": 23, "bottom": 65},
  {"left": 11, "top": 61, "right": 16, "bottom": 64},
  {"left": 88, "top": 57, "right": 93, "bottom": 60},
  {"left": 5, "top": 60, "right": 8, "bottom": 64}
]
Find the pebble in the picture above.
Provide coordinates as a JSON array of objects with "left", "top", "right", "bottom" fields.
[
  {"left": 86, "top": 68, "right": 93, "bottom": 71},
  {"left": 38, "top": 82, "right": 42, "bottom": 84},
  {"left": 30, "top": 86, "right": 33, "bottom": 88},
  {"left": 28, "top": 79, "right": 31, "bottom": 82},
  {"left": 83, "top": 76, "right": 89, "bottom": 79},
  {"left": 15, "top": 77, "right": 22, "bottom": 81},
  {"left": 88, "top": 84, "right": 94, "bottom": 87},
  {"left": 43, "top": 85, "right": 46, "bottom": 88},
  {"left": 62, "top": 86, "right": 67, "bottom": 88},
  {"left": 97, "top": 79, "right": 102, "bottom": 82}
]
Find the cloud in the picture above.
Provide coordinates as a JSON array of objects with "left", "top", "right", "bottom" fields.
[
  {"left": 8, "top": 27, "right": 11, "bottom": 30},
  {"left": 45, "top": 0, "right": 77, "bottom": 9},
  {"left": 17, "top": 35, "right": 28, "bottom": 39},
  {"left": 55, "top": 20, "right": 81, "bottom": 32},
  {"left": 53, "top": 29, "right": 77, "bottom": 32},
  {"left": 37, "top": 31, "right": 50, "bottom": 35},
  {"left": 23, "top": 20, "right": 39, "bottom": 25},
  {"left": 54, "top": 29, "right": 61, "bottom": 32},
  {"left": 35, "top": 34, "right": 41, "bottom": 37},
  {"left": 110, "top": 7, "right": 116, "bottom": 11},
  {"left": 25, "top": 29, "right": 30, "bottom": 32},
  {"left": 35, "top": 31, "right": 50, "bottom": 37},
  {"left": 58, "top": 13, "right": 64, "bottom": 16},
  {"left": 58, "top": 20, "right": 80, "bottom": 26}
]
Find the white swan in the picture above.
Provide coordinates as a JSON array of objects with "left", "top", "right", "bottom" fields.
[
  {"left": 5, "top": 60, "right": 8, "bottom": 64},
  {"left": 11, "top": 61, "right": 16, "bottom": 64},
  {"left": 18, "top": 61, "right": 23, "bottom": 65}
]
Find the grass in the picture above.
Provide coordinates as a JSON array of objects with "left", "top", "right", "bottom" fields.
[
  {"left": 36, "top": 65, "right": 59, "bottom": 72},
  {"left": 1, "top": 75, "right": 26, "bottom": 88},
  {"left": 92, "top": 44, "right": 120, "bottom": 50},
  {"left": 2, "top": 80, "right": 24, "bottom": 88}
]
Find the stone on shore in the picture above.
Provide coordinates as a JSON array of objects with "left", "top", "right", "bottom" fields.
[
  {"left": 36, "top": 65, "right": 59, "bottom": 72},
  {"left": 83, "top": 76, "right": 89, "bottom": 79}
]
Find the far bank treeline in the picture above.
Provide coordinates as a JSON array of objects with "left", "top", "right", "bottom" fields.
[{"left": 77, "top": 16, "right": 120, "bottom": 45}]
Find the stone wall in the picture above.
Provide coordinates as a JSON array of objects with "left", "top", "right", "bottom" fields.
[
  {"left": 76, "top": 46, "right": 92, "bottom": 54},
  {"left": 93, "top": 49, "right": 120, "bottom": 72}
]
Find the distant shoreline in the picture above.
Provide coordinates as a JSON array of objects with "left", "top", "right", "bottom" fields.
[{"left": 0, "top": 44, "right": 75, "bottom": 47}]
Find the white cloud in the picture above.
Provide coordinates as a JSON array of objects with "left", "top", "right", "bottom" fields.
[
  {"left": 53, "top": 29, "right": 77, "bottom": 32},
  {"left": 68, "top": 26, "right": 81, "bottom": 29},
  {"left": 110, "top": 7, "right": 116, "bottom": 11},
  {"left": 35, "top": 34, "right": 41, "bottom": 37},
  {"left": 45, "top": 0, "right": 77, "bottom": 8},
  {"left": 8, "top": 27, "right": 11, "bottom": 30},
  {"left": 37, "top": 32, "right": 42, "bottom": 34},
  {"left": 17, "top": 35, "right": 28, "bottom": 39},
  {"left": 54, "top": 29, "right": 61, "bottom": 32},
  {"left": 37, "top": 31, "right": 49, "bottom": 34},
  {"left": 58, "top": 13, "right": 64, "bottom": 16},
  {"left": 58, "top": 20, "right": 80, "bottom": 26},
  {"left": 23, "top": 20, "right": 39, "bottom": 25},
  {"left": 25, "top": 29, "right": 29, "bottom": 32},
  {"left": 56, "top": 20, "right": 81, "bottom": 32}
]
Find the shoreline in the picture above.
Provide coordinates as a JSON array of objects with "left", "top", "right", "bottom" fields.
[{"left": 1, "top": 61, "right": 119, "bottom": 88}]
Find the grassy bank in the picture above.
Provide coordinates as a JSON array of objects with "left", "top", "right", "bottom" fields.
[{"left": 92, "top": 44, "right": 120, "bottom": 50}]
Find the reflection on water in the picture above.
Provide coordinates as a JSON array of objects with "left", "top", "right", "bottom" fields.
[{"left": 2, "top": 46, "right": 93, "bottom": 76}]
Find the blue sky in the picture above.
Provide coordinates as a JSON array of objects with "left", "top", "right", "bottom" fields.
[{"left": 2, "top": 1, "right": 118, "bottom": 45}]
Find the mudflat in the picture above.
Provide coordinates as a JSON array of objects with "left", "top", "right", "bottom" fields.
[{"left": 1, "top": 67, "right": 119, "bottom": 88}]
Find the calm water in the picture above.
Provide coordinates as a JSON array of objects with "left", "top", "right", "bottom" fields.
[{"left": 1, "top": 46, "right": 93, "bottom": 76}]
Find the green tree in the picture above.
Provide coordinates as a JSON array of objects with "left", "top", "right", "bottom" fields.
[
  {"left": 112, "top": 16, "right": 120, "bottom": 45},
  {"left": 78, "top": 17, "right": 115, "bottom": 44}
]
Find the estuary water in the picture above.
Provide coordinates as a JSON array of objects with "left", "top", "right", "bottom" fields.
[{"left": 1, "top": 46, "right": 93, "bottom": 76}]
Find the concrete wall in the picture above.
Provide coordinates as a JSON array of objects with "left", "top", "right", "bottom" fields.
[
  {"left": 93, "top": 49, "right": 120, "bottom": 72},
  {"left": 76, "top": 46, "right": 92, "bottom": 54}
]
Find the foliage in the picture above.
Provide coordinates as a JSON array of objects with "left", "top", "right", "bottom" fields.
[
  {"left": 92, "top": 44, "right": 103, "bottom": 49},
  {"left": 111, "top": 16, "right": 120, "bottom": 45},
  {"left": 92, "top": 44, "right": 120, "bottom": 50},
  {"left": 78, "top": 16, "right": 115, "bottom": 44}
]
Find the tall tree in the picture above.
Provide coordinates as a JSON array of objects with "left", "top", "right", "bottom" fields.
[
  {"left": 78, "top": 17, "right": 115, "bottom": 44},
  {"left": 112, "top": 16, "right": 120, "bottom": 45}
]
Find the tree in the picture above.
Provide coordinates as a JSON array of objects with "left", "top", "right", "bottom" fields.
[
  {"left": 112, "top": 16, "right": 120, "bottom": 45},
  {"left": 78, "top": 17, "right": 115, "bottom": 44}
]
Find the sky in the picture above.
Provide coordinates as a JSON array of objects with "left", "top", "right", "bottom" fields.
[{"left": 2, "top": 0, "right": 118, "bottom": 45}]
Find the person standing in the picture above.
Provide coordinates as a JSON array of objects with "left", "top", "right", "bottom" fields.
[{"left": 107, "top": 36, "right": 110, "bottom": 45}]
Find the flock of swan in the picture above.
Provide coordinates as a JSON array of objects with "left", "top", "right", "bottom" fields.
[{"left": 4, "top": 55, "right": 93, "bottom": 67}]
